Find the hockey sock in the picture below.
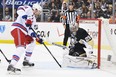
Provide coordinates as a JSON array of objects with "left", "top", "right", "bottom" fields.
[
  {"left": 24, "top": 41, "right": 35, "bottom": 61},
  {"left": 10, "top": 47, "right": 25, "bottom": 66},
  {"left": 25, "top": 52, "right": 32, "bottom": 61}
]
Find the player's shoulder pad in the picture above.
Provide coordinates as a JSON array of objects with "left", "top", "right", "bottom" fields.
[
  {"left": 78, "top": 27, "right": 86, "bottom": 31},
  {"left": 78, "top": 27, "right": 88, "bottom": 33}
]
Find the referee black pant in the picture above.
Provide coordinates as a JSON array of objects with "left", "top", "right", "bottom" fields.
[{"left": 63, "top": 24, "right": 70, "bottom": 46}]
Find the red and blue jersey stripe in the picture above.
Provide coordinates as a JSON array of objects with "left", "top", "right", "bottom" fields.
[{"left": 12, "top": 23, "right": 28, "bottom": 32}]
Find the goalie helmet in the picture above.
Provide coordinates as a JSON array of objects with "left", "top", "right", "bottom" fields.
[
  {"left": 69, "top": 22, "right": 79, "bottom": 32},
  {"left": 32, "top": 2, "right": 42, "bottom": 13}
]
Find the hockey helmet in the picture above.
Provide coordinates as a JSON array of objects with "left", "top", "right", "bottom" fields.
[{"left": 32, "top": 2, "right": 42, "bottom": 12}]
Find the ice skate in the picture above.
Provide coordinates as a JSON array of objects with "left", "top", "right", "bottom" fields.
[
  {"left": 7, "top": 65, "right": 21, "bottom": 74},
  {"left": 23, "top": 61, "right": 34, "bottom": 67},
  {"left": 23, "top": 58, "right": 34, "bottom": 67}
]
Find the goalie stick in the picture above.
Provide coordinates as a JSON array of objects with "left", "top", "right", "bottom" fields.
[
  {"left": 49, "top": 39, "right": 92, "bottom": 50},
  {"left": 29, "top": 27, "right": 62, "bottom": 68},
  {"left": 52, "top": 42, "right": 68, "bottom": 49},
  {"left": 46, "top": 33, "right": 90, "bottom": 50},
  {"left": 0, "top": 49, "right": 11, "bottom": 63}
]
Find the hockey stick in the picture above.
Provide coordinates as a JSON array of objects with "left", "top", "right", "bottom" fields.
[
  {"left": 45, "top": 36, "right": 68, "bottom": 49},
  {"left": 0, "top": 49, "right": 11, "bottom": 63},
  {"left": 29, "top": 27, "right": 62, "bottom": 68},
  {"left": 47, "top": 36, "right": 93, "bottom": 51},
  {"left": 52, "top": 42, "right": 68, "bottom": 49}
]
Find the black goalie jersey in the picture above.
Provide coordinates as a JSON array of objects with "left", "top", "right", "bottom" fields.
[{"left": 69, "top": 27, "right": 92, "bottom": 56}]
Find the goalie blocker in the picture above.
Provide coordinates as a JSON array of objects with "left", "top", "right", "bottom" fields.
[{"left": 62, "top": 22, "right": 97, "bottom": 68}]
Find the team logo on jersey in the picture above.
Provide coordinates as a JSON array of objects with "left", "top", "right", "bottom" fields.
[{"left": 0, "top": 25, "right": 5, "bottom": 33}]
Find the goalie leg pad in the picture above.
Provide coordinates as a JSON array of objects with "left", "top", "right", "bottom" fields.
[{"left": 62, "top": 55, "right": 97, "bottom": 69}]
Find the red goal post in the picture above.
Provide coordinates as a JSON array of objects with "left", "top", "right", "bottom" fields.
[{"left": 78, "top": 19, "right": 102, "bottom": 69}]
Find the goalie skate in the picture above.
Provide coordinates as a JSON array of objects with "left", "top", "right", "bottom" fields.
[{"left": 7, "top": 65, "right": 21, "bottom": 74}]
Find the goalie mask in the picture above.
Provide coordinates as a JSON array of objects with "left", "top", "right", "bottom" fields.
[{"left": 69, "top": 22, "right": 79, "bottom": 32}]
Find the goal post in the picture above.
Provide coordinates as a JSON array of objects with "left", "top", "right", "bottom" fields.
[
  {"left": 79, "top": 19, "right": 101, "bottom": 69},
  {"left": 79, "top": 18, "right": 116, "bottom": 70},
  {"left": 97, "top": 19, "right": 102, "bottom": 69}
]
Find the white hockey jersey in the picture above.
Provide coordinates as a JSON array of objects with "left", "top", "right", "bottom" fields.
[{"left": 11, "top": 5, "right": 36, "bottom": 35}]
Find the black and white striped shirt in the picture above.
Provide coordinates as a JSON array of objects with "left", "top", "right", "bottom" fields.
[{"left": 63, "top": 10, "right": 78, "bottom": 25}]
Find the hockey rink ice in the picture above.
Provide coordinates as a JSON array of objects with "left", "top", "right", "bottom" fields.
[{"left": 0, "top": 44, "right": 116, "bottom": 77}]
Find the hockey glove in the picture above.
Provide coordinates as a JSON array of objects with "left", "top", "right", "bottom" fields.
[
  {"left": 25, "top": 19, "right": 32, "bottom": 27},
  {"left": 22, "top": 15, "right": 27, "bottom": 19},
  {"left": 79, "top": 39, "right": 85, "bottom": 44},
  {"left": 31, "top": 32, "right": 40, "bottom": 38},
  {"left": 36, "top": 38, "right": 43, "bottom": 44}
]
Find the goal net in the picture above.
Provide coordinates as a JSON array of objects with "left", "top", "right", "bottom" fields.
[{"left": 79, "top": 19, "right": 116, "bottom": 70}]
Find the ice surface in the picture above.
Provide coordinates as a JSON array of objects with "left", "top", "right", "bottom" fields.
[{"left": 0, "top": 44, "right": 116, "bottom": 77}]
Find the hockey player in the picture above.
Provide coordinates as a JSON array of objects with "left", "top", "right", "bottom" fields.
[
  {"left": 68, "top": 22, "right": 93, "bottom": 57},
  {"left": 7, "top": 3, "right": 43, "bottom": 74},
  {"left": 62, "top": 22, "right": 96, "bottom": 68}
]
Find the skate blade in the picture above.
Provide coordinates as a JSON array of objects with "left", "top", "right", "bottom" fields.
[
  {"left": 22, "top": 64, "right": 34, "bottom": 68},
  {"left": 22, "top": 66, "right": 34, "bottom": 70},
  {"left": 7, "top": 71, "right": 21, "bottom": 75}
]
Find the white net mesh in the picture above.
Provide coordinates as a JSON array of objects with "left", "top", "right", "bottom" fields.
[
  {"left": 79, "top": 19, "right": 116, "bottom": 71},
  {"left": 100, "top": 19, "right": 116, "bottom": 73}
]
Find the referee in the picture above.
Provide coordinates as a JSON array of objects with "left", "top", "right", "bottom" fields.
[{"left": 62, "top": 2, "right": 79, "bottom": 46}]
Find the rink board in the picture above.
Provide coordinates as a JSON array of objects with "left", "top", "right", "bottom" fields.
[{"left": 0, "top": 21, "right": 116, "bottom": 50}]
